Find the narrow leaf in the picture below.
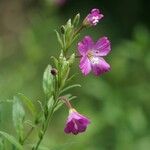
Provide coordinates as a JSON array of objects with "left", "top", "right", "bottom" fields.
[
  {"left": 0, "top": 131, "right": 23, "bottom": 150},
  {"left": 55, "top": 30, "right": 63, "bottom": 48},
  {"left": 73, "top": 13, "right": 80, "bottom": 27},
  {"left": 60, "top": 84, "right": 81, "bottom": 95},
  {"left": 17, "top": 93, "right": 36, "bottom": 116}
]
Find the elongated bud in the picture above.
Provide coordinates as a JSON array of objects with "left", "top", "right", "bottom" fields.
[{"left": 83, "top": 8, "right": 103, "bottom": 27}]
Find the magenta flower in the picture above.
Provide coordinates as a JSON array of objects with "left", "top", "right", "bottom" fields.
[
  {"left": 84, "top": 8, "right": 104, "bottom": 26},
  {"left": 78, "top": 36, "right": 111, "bottom": 76},
  {"left": 64, "top": 108, "right": 90, "bottom": 135}
]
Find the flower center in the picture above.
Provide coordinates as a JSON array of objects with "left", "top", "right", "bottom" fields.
[
  {"left": 87, "top": 51, "right": 99, "bottom": 64},
  {"left": 87, "top": 51, "right": 93, "bottom": 59}
]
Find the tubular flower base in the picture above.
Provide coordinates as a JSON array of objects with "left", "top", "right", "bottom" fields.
[
  {"left": 78, "top": 36, "right": 111, "bottom": 76},
  {"left": 64, "top": 108, "right": 90, "bottom": 135},
  {"left": 83, "top": 8, "right": 104, "bottom": 26}
]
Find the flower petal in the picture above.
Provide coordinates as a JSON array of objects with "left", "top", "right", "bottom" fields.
[
  {"left": 79, "top": 56, "right": 91, "bottom": 75},
  {"left": 78, "top": 36, "right": 94, "bottom": 55},
  {"left": 64, "top": 121, "right": 74, "bottom": 133},
  {"left": 94, "top": 36, "right": 111, "bottom": 56},
  {"left": 91, "top": 57, "right": 110, "bottom": 76}
]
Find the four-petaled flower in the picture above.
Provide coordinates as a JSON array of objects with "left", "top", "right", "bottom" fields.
[
  {"left": 78, "top": 36, "right": 111, "bottom": 76},
  {"left": 64, "top": 108, "right": 90, "bottom": 135},
  {"left": 84, "top": 8, "right": 104, "bottom": 26}
]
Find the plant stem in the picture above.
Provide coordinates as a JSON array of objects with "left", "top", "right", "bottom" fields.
[
  {"left": 22, "top": 127, "right": 34, "bottom": 144},
  {"left": 33, "top": 106, "right": 55, "bottom": 150},
  {"left": 73, "top": 25, "right": 85, "bottom": 36}
]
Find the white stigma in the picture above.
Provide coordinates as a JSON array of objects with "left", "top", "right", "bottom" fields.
[{"left": 90, "top": 57, "right": 99, "bottom": 64}]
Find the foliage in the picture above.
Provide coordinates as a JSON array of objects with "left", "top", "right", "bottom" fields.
[{"left": 0, "top": 0, "right": 150, "bottom": 150}]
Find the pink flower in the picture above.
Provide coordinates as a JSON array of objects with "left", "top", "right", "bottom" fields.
[
  {"left": 84, "top": 8, "right": 104, "bottom": 26},
  {"left": 64, "top": 108, "right": 90, "bottom": 135},
  {"left": 78, "top": 36, "right": 111, "bottom": 76}
]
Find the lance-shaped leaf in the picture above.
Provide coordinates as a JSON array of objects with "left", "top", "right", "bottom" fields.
[
  {"left": 12, "top": 96, "right": 25, "bottom": 141},
  {"left": 55, "top": 30, "right": 63, "bottom": 48},
  {"left": 43, "top": 65, "right": 54, "bottom": 97},
  {"left": 60, "top": 84, "right": 81, "bottom": 95},
  {"left": 17, "top": 93, "right": 36, "bottom": 116},
  {"left": 0, "top": 131, "right": 23, "bottom": 150},
  {"left": 73, "top": 13, "right": 80, "bottom": 27}
]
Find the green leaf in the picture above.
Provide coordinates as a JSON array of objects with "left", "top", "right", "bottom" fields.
[
  {"left": 43, "top": 65, "right": 54, "bottom": 96},
  {"left": 73, "top": 13, "right": 80, "bottom": 27},
  {"left": 51, "top": 56, "right": 59, "bottom": 68},
  {"left": 66, "top": 73, "right": 78, "bottom": 83},
  {"left": 17, "top": 93, "right": 36, "bottom": 116},
  {"left": 12, "top": 96, "right": 25, "bottom": 140},
  {"left": 0, "top": 137, "right": 5, "bottom": 150},
  {"left": 0, "top": 99, "right": 12, "bottom": 104},
  {"left": 68, "top": 53, "right": 75, "bottom": 65},
  {"left": 0, "top": 131, "right": 23, "bottom": 150},
  {"left": 60, "top": 84, "right": 81, "bottom": 95},
  {"left": 47, "top": 96, "right": 54, "bottom": 110},
  {"left": 55, "top": 30, "right": 63, "bottom": 48}
]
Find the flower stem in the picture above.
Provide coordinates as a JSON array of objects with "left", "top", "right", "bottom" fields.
[
  {"left": 59, "top": 96, "right": 73, "bottom": 109},
  {"left": 74, "top": 25, "right": 85, "bottom": 36}
]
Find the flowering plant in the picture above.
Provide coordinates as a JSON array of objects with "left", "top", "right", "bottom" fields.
[{"left": 0, "top": 8, "right": 111, "bottom": 150}]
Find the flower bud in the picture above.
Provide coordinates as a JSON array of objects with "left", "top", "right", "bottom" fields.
[
  {"left": 83, "top": 8, "right": 104, "bottom": 27},
  {"left": 64, "top": 108, "right": 90, "bottom": 135}
]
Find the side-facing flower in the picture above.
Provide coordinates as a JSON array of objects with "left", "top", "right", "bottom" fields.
[
  {"left": 78, "top": 36, "right": 111, "bottom": 76},
  {"left": 83, "top": 8, "right": 104, "bottom": 26},
  {"left": 64, "top": 108, "right": 90, "bottom": 135}
]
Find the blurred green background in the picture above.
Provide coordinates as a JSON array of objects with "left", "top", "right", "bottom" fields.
[{"left": 0, "top": 0, "right": 150, "bottom": 150}]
